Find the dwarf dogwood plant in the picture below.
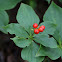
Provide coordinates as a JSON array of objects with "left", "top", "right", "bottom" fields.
[{"left": 0, "top": 1, "right": 62, "bottom": 62}]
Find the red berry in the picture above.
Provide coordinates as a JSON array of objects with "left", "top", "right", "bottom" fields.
[
  {"left": 34, "top": 29, "right": 39, "bottom": 34},
  {"left": 38, "top": 27, "right": 44, "bottom": 32},
  {"left": 40, "top": 25, "right": 45, "bottom": 30},
  {"left": 33, "top": 23, "right": 38, "bottom": 28}
]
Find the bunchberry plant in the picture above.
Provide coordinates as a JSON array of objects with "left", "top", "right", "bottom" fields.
[
  {"left": 33, "top": 23, "right": 38, "bottom": 28},
  {"left": 0, "top": 0, "right": 21, "bottom": 10},
  {"left": 38, "top": 27, "right": 44, "bottom": 32},
  {"left": 0, "top": 0, "right": 22, "bottom": 33},
  {"left": 38, "top": 25, "right": 45, "bottom": 32},
  {"left": 0, "top": 0, "right": 62, "bottom": 62},
  {"left": 34, "top": 29, "right": 39, "bottom": 34},
  {"left": 33, "top": 23, "right": 45, "bottom": 34},
  {"left": 40, "top": 25, "right": 45, "bottom": 30}
]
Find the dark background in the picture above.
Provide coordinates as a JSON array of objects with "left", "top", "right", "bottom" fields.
[{"left": 0, "top": 0, "right": 62, "bottom": 62}]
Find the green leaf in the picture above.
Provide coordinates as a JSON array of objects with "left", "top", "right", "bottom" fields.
[
  {"left": 34, "top": 34, "right": 58, "bottom": 48},
  {"left": 0, "top": 11, "right": 9, "bottom": 34},
  {"left": 11, "top": 37, "right": 32, "bottom": 48},
  {"left": 43, "top": 1, "right": 62, "bottom": 47},
  {"left": 36, "top": 57, "right": 44, "bottom": 62},
  {"left": 5, "top": 23, "right": 29, "bottom": 38},
  {"left": 36, "top": 45, "right": 60, "bottom": 60},
  {"left": 17, "top": 3, "right": 39, "bottom": 34},
  {"left": 53, "top": 32, "right": 59, "bottom": 44},
  {"left": 53, "top": 25, "right": 62, "bottom": 47},
  {"left": 53, "top": 28, "right": 61, "bottom": 43},
  {"left": 39, "top": 21, "right": 57, "bottom": 35},
  {"left": 21, "top": 42, "right": 44, "bottom": 62},
  {"left": 43, "top": 1, "right": 62, "bottom": 25},
  {"left": 0, "top": 0, "right": 21, "bottom": 10}
]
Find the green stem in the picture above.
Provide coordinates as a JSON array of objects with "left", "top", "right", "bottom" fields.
[{"left": 30, "top": 30, "right": 31, "bottom": 36}]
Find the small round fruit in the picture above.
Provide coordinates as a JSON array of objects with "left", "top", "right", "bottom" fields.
[
  {"left": 33, "top": 23, "right": 38, "bottom": 28},
  {"left": 38, "top": 27, "right": 44, "bottom": 32},
  {"left": 34, "top": 29, "right": 39, "bottom": 34},
  {"left": 40, "top": 25, "right": 45, "bottom": 30}
]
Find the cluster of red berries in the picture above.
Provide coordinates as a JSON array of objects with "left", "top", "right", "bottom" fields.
[{"left": 33, "top": 23, "right": 45, "bottom": 34}]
